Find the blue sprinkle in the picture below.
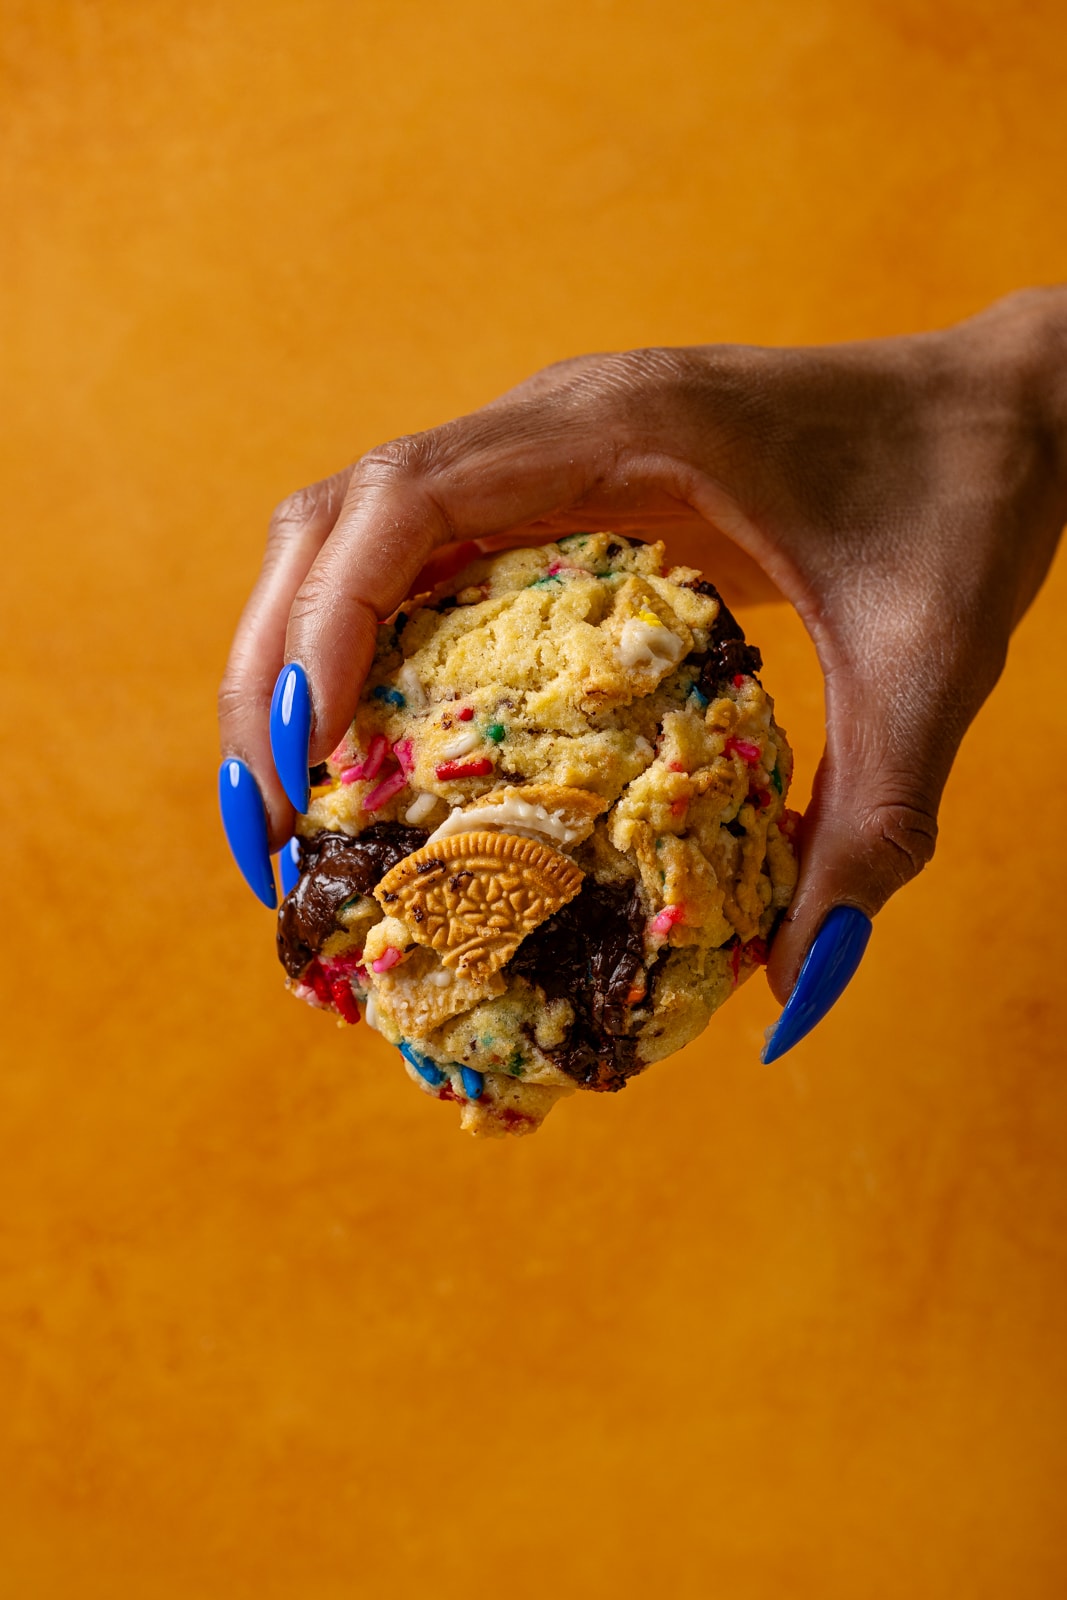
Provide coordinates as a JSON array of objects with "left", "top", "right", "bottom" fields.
[
  {"left": 459, "top": 1066, "right": 485, "bottom": 1100},
  {"left": 689, "top": 687, "right": 709, "bottom": 710},
  {"left": 398, "top": 1041, "right": 446, "bottom": 1086},
  {"left": 373, "top": 685, "right": 407, "bottom": 707}
]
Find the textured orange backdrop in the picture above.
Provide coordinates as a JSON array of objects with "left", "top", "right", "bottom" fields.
[{"left": 2, "top": 3, "right": 1066, "bottom": 1596}]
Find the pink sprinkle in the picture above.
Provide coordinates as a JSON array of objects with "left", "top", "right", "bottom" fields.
[
  {"left": 361, "top": 734, "right": 388, "bottom": 779},
  {"left": 329, "top": 737, "right": 352, "bottom": 765},
  {"left": 546, "top": 562, "right": 565, "bottom": 576},
  {"left": 371, "top": 946, "right": 403, "bottom": 974},
  {"left": 340, "top": 733, "right": 388, "bottom": 784},
  {"left": 393, "top": 738, "right": 415, "bottom": 774},
  {"left": 725, "top": 736, "right": 762, "bottom": 766},
  {"left": 670, "top": 797, "right": 688, "bottom": 816},
  {"left": 457, "top": 707, "right": 474, "bottom": 722},
  {"left": 650, "top": 904, "right": 685, "bottom": 935},
  {"left": 667, "top": 761, "right": 686, "bottom": 773},
  {"left": 362, "top": 767, "right": 409, "bottom": 811}
]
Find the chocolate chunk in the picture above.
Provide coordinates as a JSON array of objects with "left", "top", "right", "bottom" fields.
[
  {"left": 507, "top": 878, "right": 660, "bottom": 1091},
  {"left": 277, "top": 823, "right": 429, "bottom": 979},
  {"left": 684, "top": 577, "right": 762, "bottom": 690}
]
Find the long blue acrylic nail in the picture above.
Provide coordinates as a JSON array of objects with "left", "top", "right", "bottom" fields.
[
  {"left": 459, "top": 1066, "right": 484, "bottom": 1100},
  {"left": 218, "top": 758, "right": 277, "bottom": 908},
  {"left": 269, "top": 662, "right": 312, "bottom": 813},
  {"left": 761, "top": 905, "right": 872, "bottom": 1064},
  {"left": 279, "top": 836, "right": 301, "bottom": 898},
  {"left": 399, "top": 1041, "right": 446, "bottom": 1086}
]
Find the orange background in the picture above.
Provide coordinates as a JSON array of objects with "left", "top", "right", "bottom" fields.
[{"left": 2, "top": 3, "right": 1066, "bottom": 1595}]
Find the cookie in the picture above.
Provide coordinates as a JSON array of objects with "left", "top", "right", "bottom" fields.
[{"left": 276, "top": 533, "right": 799, "bottom": 1136}]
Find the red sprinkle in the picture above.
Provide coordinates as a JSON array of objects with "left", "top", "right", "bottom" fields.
[
  {"left": 304, "top": 960, "right": 361, "bottom": 1024},
  {"left": 750, "top": 786, "right": 772, "bottom": 811},
  {"left": 670, "top": 797, "right": 688, "bottom": 816},
  {"left": 323, "top": 950, "right": 365, "bottom": 973},
  {"left": 725, "top": 736, "right": 762, "bottom": 766},
  {"left": 329, "top": 977, "right": 362, "bottom": 1025},
  {"left": 305, "top": 960, "right": 333, "bottom": 1005},
  {"left": 393, "top": 738, "right": 415, "bottom": 775},
  {"left": 667, "top": 761, "right": 686, "bottom": 773},
  {"left": 457, "top": 706, "right": 474, "bottom": 721},
  {"left": 733, "top": 674, "right": 747, "bottom": 688},
  {"left": 435, "top": 757, "right": 493, "bottom": 780}
]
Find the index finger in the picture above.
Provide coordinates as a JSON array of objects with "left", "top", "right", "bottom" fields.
[{"left": 284, "top": 405, "right": 620, "bottom": 767}]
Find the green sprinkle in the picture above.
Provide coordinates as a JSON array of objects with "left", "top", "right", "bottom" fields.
[
  {"left": 771, "top": 765, "right": 783, "bottom": 795},
  {"left": 529, "top": 574, "right": 563, "bottom": 587},
  {"left": 507, "top": 1050, "right": 525, "bottom": 1077},
  {"left": 485, "top": 723, "right": 506, "bottom": 742}
]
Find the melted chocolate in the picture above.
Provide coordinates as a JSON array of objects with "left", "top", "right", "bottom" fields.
[
  {"left": 277, "top": 823, "right": 429, "bottom": 979},
  {"left": 685, "top": 578, "right": 762, "bottom": 690},
  {"left": 508, "top": 879, "right": 659, "bottom": 1092}
]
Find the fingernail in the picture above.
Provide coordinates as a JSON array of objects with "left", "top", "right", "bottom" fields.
[
  {"left": 761, "top": 905, "right": 872, "bottom": 1064},
  {"left": 269, "top": 662, "right": 312, "bottom": 813},
  {"left": 279, "top": 836, "right": 301, "bottom": 898},
  {"left": 218, "top": 759, "right": 277, "bottom": 908},
  {"left": 459, "top": 1066, "right": 484, "bottom": 1100}
]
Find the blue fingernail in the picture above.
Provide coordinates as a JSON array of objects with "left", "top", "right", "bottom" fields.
[
  {"left": 279, "top": 836, "right": 301, "bottom": 897},
  {"left": 399, "top": 1041, "right": 446, "bottom": 1086},
  {"left": 761, "top": 905, "right": 872, "bottom": 1064},
  {"left": 218, "top": 759, "right": 277, "bottom": 908},
  {"left": 269, "top": 662, "right": 312, "bottom": 813},
  {"left": 459, "top": 1066, "right": 484, "bottom": 1100}
]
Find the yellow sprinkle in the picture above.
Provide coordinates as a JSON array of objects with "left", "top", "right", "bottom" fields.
[
  {"left": 309, "top": 783, "right": 336, "bottom": 800},
  {"left": 636, "top": 608, "right": 662, "bottom": 626}
]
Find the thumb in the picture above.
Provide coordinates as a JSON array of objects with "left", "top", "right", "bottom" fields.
[{"left": 762, "top": 671, "right": 947, "bottom": 1062}]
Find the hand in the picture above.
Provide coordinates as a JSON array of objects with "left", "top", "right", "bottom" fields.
[{"left": 218, "top": 288, "right": 1067, "bottom": 1056}]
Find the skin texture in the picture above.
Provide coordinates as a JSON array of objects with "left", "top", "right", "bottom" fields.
[{"left": 219, "top": 287, "right": 1067, "bottom": 1005}]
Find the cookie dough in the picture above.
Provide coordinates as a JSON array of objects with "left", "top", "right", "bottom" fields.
[{"left": 277, "top": 533, "right": 799, "bottom": 1136}]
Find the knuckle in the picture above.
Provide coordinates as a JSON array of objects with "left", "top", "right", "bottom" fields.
[
  {"left": 861, "top": 799, "right": 939, "bottom": 882},
  {"left": 265, "top": 471, "right": 350, "bottom": 557},
  {"left": 583, "top": 346, "right": 690, "bottom": 408},
  {"left": 216, "top": 672, "right": 248, "bottom": 729},
  {"left": 357, "top": 430, "right": 441, "bottom": 484}
]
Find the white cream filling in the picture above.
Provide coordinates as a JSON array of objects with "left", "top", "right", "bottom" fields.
[
  {"left": 404, "top": 791, "right": 439, "bottom": 824},
  {"left": 425, "top": 793, "right": 586, "bottom": 849},
  {"left": 396, "top": 663, "right": 427, "bottom": 709},
  {"left": 439, "top": 727, "right": 483, "bottom": 759},
  {"left": 616, "top": 617, "right": 684, "bottom": 671}
]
